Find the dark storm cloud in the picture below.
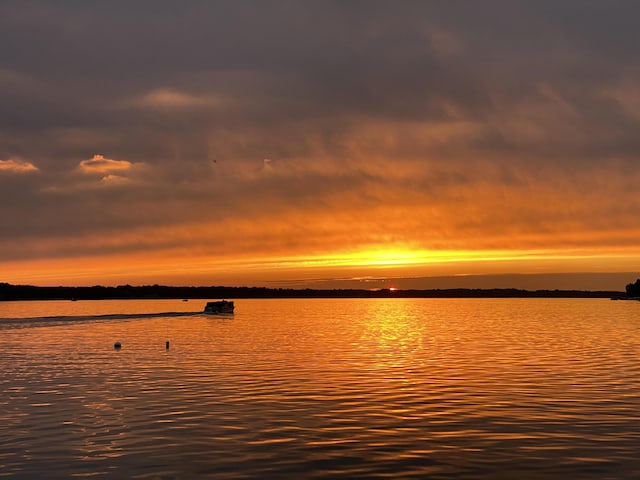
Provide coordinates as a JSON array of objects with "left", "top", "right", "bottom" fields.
[
  {"left": 2, "top": 1, "right": 638, "bottom": 139},
  {"left": 2, "top": 0, "right": 640, "bottom": 267}
]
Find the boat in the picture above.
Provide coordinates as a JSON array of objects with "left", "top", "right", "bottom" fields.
[{"left": 203, "top": 300, "right": 234, "bottom": 314}]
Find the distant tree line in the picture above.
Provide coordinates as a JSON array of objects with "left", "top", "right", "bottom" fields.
[{"left": 0, "top": 282, "right": 621, "bottom": 301}]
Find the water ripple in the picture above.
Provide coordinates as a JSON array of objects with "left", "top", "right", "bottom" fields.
[{"left": 1, "top": 298, "right": 640, "bottom": 478}]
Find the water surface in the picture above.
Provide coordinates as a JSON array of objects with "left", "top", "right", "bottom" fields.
[{"left": 1, "top": 298, "right": 639, "bottom": 479}]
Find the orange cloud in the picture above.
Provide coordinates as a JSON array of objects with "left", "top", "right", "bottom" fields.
[
  {"left": 130, "top": 88, "right": 224, "bottom": 108},
  {"left": 0, "top": 157, "right": 39, "bottom": 173},
  {"left": 78, "top": 154, "right": 132, "bottom": 174},
  {"left": 100, "top": 174, "right": 131, "bottom": 185}
]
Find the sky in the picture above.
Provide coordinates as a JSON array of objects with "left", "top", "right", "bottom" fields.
[{"left": 1, "top": 1, "right": 640, "bottom": 290}]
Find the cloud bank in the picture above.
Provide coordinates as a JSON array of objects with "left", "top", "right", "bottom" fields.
[{"left": 1, "top": 1, "right": 639, "bottom": 286}]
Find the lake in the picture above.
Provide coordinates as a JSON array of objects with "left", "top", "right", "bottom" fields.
[{"left": 1, "top": 298, "right": 639, "bottom": 479}]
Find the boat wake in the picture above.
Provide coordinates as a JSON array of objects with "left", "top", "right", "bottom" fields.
[{"left": 0, "top": 311, "right": 207, "bottom": 329}]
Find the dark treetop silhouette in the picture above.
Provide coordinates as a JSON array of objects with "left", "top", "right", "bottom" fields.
[{"left": 625, "top": 279, "right": 640, "bottom": 297}]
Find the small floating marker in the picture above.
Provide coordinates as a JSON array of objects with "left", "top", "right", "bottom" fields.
[
  {"left": 114, "top": 341, "right": 122, "bottom": 350},
  {"left": 166, "top": 340, "right": 170, "bottom": 350}
]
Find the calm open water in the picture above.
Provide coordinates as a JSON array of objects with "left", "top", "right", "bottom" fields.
[{"left": 1, "top": 298, "right": 639, "bottom": 479}]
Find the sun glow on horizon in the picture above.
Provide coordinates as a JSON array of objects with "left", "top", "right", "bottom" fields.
[
  {"left": 253, "top": 246, "right": 620, "bottom": 271},
  {"left": 4, "top": 242, "right": 640, "bottom": 288}
]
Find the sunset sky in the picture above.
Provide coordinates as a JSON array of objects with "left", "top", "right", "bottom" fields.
[{"left": 2, "top": 1, "right": 640, "bottom": 290}]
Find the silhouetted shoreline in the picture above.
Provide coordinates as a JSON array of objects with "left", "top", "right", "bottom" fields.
[{"left": 0, "top": 282, "right": 624, "bottom": 301}]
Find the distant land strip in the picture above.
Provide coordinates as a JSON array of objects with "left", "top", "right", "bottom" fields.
[{"left": 0, "top": 282, "right": 625, "bottom": 301}]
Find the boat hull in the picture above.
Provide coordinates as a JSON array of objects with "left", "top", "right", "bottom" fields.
[{"left": 203, "top": 300, "right": 234, "bottom": 314}]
